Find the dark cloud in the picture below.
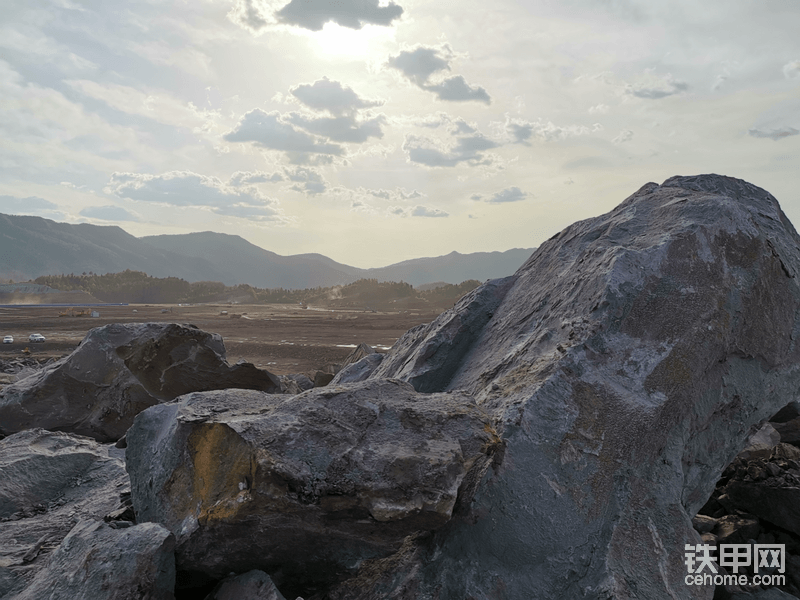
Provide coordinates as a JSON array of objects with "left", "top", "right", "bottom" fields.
[
  {"left": 486, "top": 187, "right": 527, "bottom": 203},
  {"left": 388, "top": 46, "right": 491, "bottom": 104},
  {"left": 425, "top": 75, "right": 490, "bottom": 104},
  {"left": 229, "top": 170, "right": 284, "bottom": 186},
  {"left": 505, "top": 117, "right": 592, "bottom": 144},
  {"left": 287, "top": 113, "right": 386, "bottom": 143},
  {"left": 223, "top": 109, "right": 343, "bottom": 155},
  {"left": 469, "top": 193, "right": 483, "bottom": 201},
  {"left": 276, "top": 0, "right": 403, "bottom": 31},
  {"left": 748, "top": 126, "right": 799, "bottom": 140},
  {"left": 79, "top": 205, "right": 140, "bottom": 222},
  {"left": 403, "top": 133, "right": 499, "bottom": 168},
  {"left": 290, "top": 78, "right": 382, "bottom": 116},
  {"left": 228, "top": 0, "right": 270, "bottom": 32},
  {"left": 508, "top": 122, "right": 534, "bottom": 145},
  {"left": 106, "top": 171, "right": 287, "bottom": 222}
]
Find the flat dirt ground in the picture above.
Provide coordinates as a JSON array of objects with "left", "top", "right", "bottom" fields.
[{"left": 0, "top": 304, "right": 442, "bottom": 376}]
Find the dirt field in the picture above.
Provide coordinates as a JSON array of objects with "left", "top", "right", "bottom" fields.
[{"left": 0, "top": 303, "right": 441, "bottom": 376}]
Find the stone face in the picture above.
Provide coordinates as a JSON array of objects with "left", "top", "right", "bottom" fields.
[
  {"left": 0, "top": 429, "right": 130, "bottom": 596},
  {"left": 348, "top": 174, "right": 800, "bottom": 599},
  {"left": 330, "top": 353, "right": 384, "bottom": 385},
  {"left": 0, "top": 322, "right": 281, "bottom": 442},
  {"left": 13, "top": 519, "right": 175, "bottom": 600},
  {"left": 125, "top": 380, "right": 495, "bottom": 594},
  {"left": 204, "top": 570, "right": 286, "bottom": 600}
]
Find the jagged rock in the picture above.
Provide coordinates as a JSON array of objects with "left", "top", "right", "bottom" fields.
[
  {"left": 125, "top": 380, "right": 496, "bottom": 596},
  {"left": 691, "top": 514, "right": 717, "bottom": 534},
  {"left": 342, "top": 343, "right": 376, "bottom": 367},
  {"left": 738, "top": 423, "right": 781, "bottom": 460},
  {"left": 770, "top": 402, "right": 800, "bottom": 423},
  {"left": 0, "top": 322, "right": 281, "bottom": 442},
  {"left": 330, "top": 353, "right": 384, "bottom": 385},
  {"left": 714, "top": 514, "right": 760, "bottom": 544},
  {"left": 369, "top": 275, "right": 517, "bottom": 392},
  {"left": 0, "top": 429, "right": 130, "bottom": 596},
  {"left": 12, "top": 519, "right": 174, "bottom": 600},
  {"left": 772, "top": 417, "right": 800, "bottom": 447},
  {"left": 344, "top": 174, "right": 800, "bottom": 599},
  {"left": 204, "top": 570, "right": 286, "bottom": 600},
  {"left": 278, "top": 374, "right": 314, "bottom": 395},
  {"left": 721, "top": 482, "right": 800, "bottom": 536},
  {"left": 312, "top": 370, "right": 335, "bottom": 387}
]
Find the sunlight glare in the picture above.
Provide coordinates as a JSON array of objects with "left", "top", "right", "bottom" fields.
[{"left": 311, "top": 22, "right": 391, "bottom": 59}]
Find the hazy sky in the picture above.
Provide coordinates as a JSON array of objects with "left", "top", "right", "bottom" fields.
[{"left": 1, "top": 0, "right": 798, "bottom": 268}]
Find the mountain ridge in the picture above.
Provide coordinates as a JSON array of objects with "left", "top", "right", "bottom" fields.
[{"left": 0, "top": 213, "right": 535, "bottom": 289}]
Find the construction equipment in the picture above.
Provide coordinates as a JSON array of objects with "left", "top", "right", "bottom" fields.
[{"left": 58, "top": 307, "right": 90, "bottom": 317}]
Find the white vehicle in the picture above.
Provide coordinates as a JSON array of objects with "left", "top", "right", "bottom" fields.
[
  {"left": 28, "top": 334, "right": 46, "bottom": 343},
  {"left": 2, "top": 335, "right": 12, "bottom": 344}
]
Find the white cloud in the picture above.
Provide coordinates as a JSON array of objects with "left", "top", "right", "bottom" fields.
[
  {"left": 403, "top": 133, "right": 499, "bottom": 167},
  {"left": 79, "top": 205, "right": 140, "bottom": 222},
  {"left": 290, "top": 78, "right": 383, "bottom": 116},
  {"left": 625, "top": 72, "right": 688, "bottom": 99},
  {"left": 223, "top": 109, "right": 344, "bottom": 156},
  {"left": 287, "top": 112, "right": 386, "bottom": 143},
  {"left": 105, "top": 171, "right": 288, "bottom": 222},
  {"left": 0, "top": 195, "right": 62, "bottom": 218},
  {"left": 411, "top": 205, "right": 448, "bottom": 217},
  {"left": 486, "top": 187, "right": 527, "bottom": 204},
  {"left": 227, "top": 0, "right": 272, "bottom": 33},
  {"left": 588, "top": 104, "right": 610, "bottom": 114},
  {"left": 612, "top": 129, "right": 634, "bottom": 144},
  {"left": 503, "top": 117, "right": 592, "bottom": 145},
  {"left": 229, "top": 170, "right": 284, "bottom": 185},
  {"left": 284, "top": 166, "right": 327, "bottom": 195},
  {"left": 783, "top": 60, "right": 800, "bottom": 79},
  {"left": 388, "top": 46, "right": 491, "bottom": 104}
]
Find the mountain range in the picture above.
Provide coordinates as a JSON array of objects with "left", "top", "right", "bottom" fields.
[{"left": 0, "top": 212, "right": 534, "bottom": 289}]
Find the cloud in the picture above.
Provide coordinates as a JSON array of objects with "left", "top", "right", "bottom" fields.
[
  {"left": 783, "top": 60, "right": 800, "bottom": 79},
  {"left": 290, "top": 78, "right": 382, "bottom": 116},
  {"left": 486, "top": 187, "right": 527, "bottom": 204},
  {"left": 748, "top": 126, "right": 800, "bottom": 141},
  {"left": 612, "top": 129, "right": 634, "bottom": 144},
  {"left": 625, "top": 72, "right": 688, "bottom": 99},
  {"left": 105, "top": 171, "right": 287, "bottom": 222},
  {"left": 287, "top": 112, "right": 386, "bottom": 143},
  {"left": 504, "top": 117, "right": 592, "bottom": 145},
  {"left": 228, "top": 0, "right": 271, "bottom": 33},
  {"left": 411, "top": 205, "right": 448, "bottom": 217},
  {"left": 79, "top": 205, "right": 140, "bottom": 222},
  {"left": 403, "top": 133, "right": 499, "bottom": 167},
  {"left": 424, "top": 75, "right": 490, "bottom": 104},
  {"left": 229, "top": 170, "right": 284, "bottom": 186},
  {"left": 276, "top": 0, "right": 403, "bottom": 31},
  {"left": 223, "top": 109, "right": 343, "bottom": 156},
  {"left": 284, "top": 166, "right": 327, "bottom": 194},
  {"left": 588, "top": 104, "right": 610, "bottom": 114},
  {"left": 388, "top": 46, "right": 491, "bottom": 104},
  {"left": 469, "top": 193, "right": 482, "bottom": 201},
  {"left": 0, "top": 195, "right": 63, "bottom": 218},
  {"left": 286, "top": 152, "right": 335, "bottom": 166}
]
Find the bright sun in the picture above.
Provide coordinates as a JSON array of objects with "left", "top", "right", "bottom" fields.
[{"left": 311, "top": 22, "right": 391, "bottom": 59}]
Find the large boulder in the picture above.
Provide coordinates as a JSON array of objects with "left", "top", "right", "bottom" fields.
[
  {"left": 0, "top": 322, "right": 281, "bottom": 442},
  {"left": 12, "top": 519, "right": 175, "bottom": 600},
  {"left": 0, "top": 429, "right": 131, "bottom": 596},
  {"left": 125, "top": 379, "right": 497, "bottom": 597},
  {"left": 337, "top": 174, "right": 800, "bottom": 599},
  {"left": 204, "top": 570, "right": 287, "bottom": 600}
]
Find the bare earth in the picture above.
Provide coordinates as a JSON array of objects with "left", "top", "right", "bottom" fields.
[{"left": 0, "top": 304, "right": 441, "bottom": 376}]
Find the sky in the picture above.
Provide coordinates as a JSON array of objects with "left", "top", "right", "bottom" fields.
[{"left": 1, "top": 0, "right": 799, "bottom": 268}]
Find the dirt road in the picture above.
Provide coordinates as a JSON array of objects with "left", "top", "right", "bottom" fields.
[{"left": 0, "top": 303, "right": 440, "bottom": 376}]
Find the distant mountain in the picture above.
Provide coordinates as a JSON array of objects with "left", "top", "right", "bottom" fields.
[{"left": 0, "top": 213, "right": 535, "bottom": 289}]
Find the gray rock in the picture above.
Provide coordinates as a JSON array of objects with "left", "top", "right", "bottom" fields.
[
  {"left": 772, "top": 417, "right": 800, "bottom": 446},
  {"left": 721, "top": 481, "right": 800, "bottom": 536},
  {"left": 0, "top": 322, "right": 281, "bottom": 442},
  {"left": 769, "top": 401, "right": 800, "bottom": 423},
  {"left": 13, "top": 519, "right": 174, "bottom": 600},
  {"left": 0, "top": 429, "right": 130, "bottom": 596},
  {"left": 369, "top": 275, "right": 517, "bottom": 392},
  {"left": 312, "top": 370, "right": 335, "bottom": 387},
  {"left": 342, "top": 343, "right": 376, "bottom": 367},
  {"left": 278, "top": 373, "right": 314, "bottom": 395},
  {"left": 204, "top": 570, "right": 286, "bottom": 600},
  {"left": 343, "top": 174, "right": 800, "bottom": 599},
  {"left": 125, "top": 380, "right": 496, "bottom": 594},
  {"left": 330, "top": 353, "right": 384, "bottom": 385}
]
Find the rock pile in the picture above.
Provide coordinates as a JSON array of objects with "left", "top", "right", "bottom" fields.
[{"left": 3, "top": 174, "right": 800, "bottom": 600}]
